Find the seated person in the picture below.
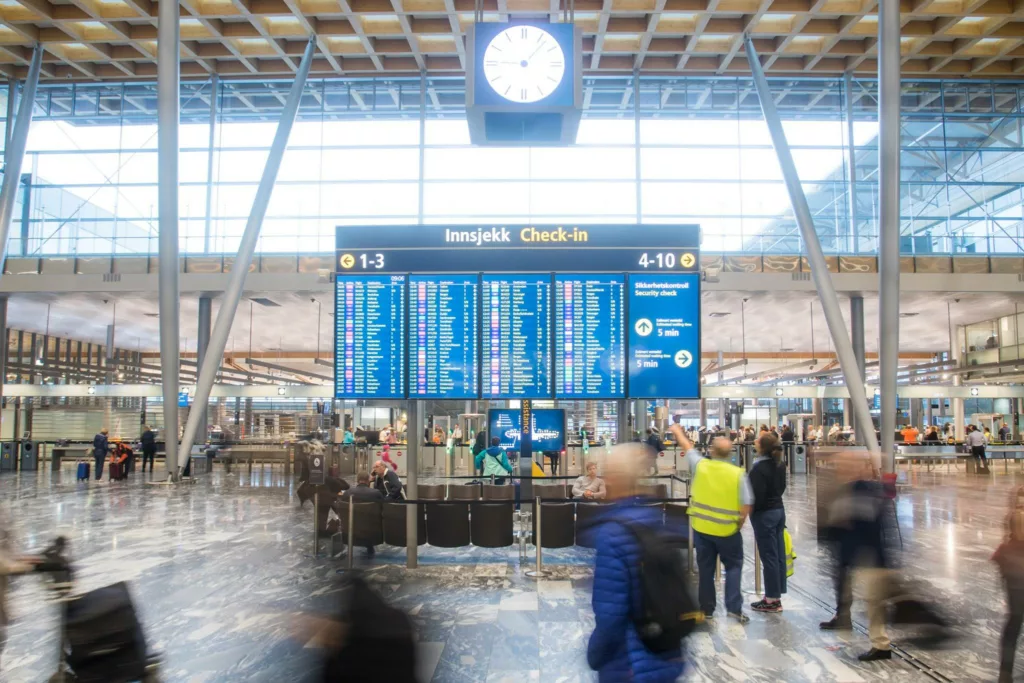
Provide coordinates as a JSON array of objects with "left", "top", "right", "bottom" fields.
[
  {"left": 572, "top": 461, "right": 607, "bottom": 500},
  {"left": 474, "top": 437, "right": 513, "bottom": 485},
  {"left": 341, "top": 471, "right": 383, "bottom": 556},
  {"left": 372, "top": 460, "right": 403, "bottom": 500}
]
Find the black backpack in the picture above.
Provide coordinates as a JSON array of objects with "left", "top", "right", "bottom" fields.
[{"left": 621, "top": 521, "right": 700, "bottom": 653}]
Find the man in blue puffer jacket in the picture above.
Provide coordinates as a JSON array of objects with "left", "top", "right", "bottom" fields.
[{"left": 585, "top": 444, "right": 685, "bottom": 683}]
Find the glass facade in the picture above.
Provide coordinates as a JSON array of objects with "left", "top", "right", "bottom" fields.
[{"left": 4, "top": 75, "right": 1024, "bottom": 257}]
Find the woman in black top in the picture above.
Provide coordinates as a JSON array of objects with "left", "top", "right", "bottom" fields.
[
  {"left": 472, "top": 431, "right": 487, "bottom": 475},
  {"left": 749, "top": 432, "right": 788, "bottom": 613}
]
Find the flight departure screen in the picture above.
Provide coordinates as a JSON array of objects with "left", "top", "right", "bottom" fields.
[
  {"left": 554, "top": 274, "right": 625, "bottom": 399},
  {"left": 627, "top": 273, "right": 701, "bottom": 399},
  {"left": 409, "top": 274, "right": 479, "bottom": 399},
  {"left": 334, "top": 274, "right": 407, "bottom": 399},
  {"left": 481, "top": 274, "right": 552, "bottom": 399},
  {"left": 488, "top": 408, "right": 566, "bottom": 452}
]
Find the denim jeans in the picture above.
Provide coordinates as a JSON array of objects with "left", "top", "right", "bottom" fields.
[
  {"left": 1002, "top": 576, "right": 1024, "bottom": 677},
  {"left": 752, "top": 508, "right": 787, "bottom": 599},
  {"left": 695, "top": 530, "right": 744, "bottom": 615}
]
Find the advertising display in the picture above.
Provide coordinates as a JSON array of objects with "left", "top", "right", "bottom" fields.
[
  {"left": 627, "top": 273, "right": 701, "bottom": 399},
  {"left": 481, "top": 274, "right": 552, "bottom": 399},
  {"left": 409, "top": 274, "right": 479, "bottom": 399},
  {"left": 554, "top": 273, "right": 625, "bottom": 399},
  {"left": 488, "top": 408, "right": 566, "bottom": 452},
  {"left": 334, "top": 274, "right": 407, "bottom": 399}
]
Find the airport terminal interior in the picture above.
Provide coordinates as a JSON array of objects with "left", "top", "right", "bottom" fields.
[{"left": 1, "top": 0, "right": 1024, "bottom": 681}]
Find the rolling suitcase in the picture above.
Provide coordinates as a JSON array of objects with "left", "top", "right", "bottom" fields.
[{"left": 77, "top": 462, "right": 90, "bottom": 481}]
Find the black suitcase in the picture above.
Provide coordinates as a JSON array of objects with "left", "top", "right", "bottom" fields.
[{"left": 65, "top": 582, "right": 148, "bottom": 683}]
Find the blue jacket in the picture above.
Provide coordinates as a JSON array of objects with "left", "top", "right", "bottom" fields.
[
  {"left": 93, "top": 433, "right": 109, "bottom": 457},
  {"left": 587, "top": 499, "right": 685, "bottom": 683}
]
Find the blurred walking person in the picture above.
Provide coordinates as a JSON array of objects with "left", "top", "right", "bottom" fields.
[
  {"left": 820, "top": 451, "right": 894, "bottom": 661},
  {"left": 586, "top": 443, "right": 685, "bottom": 682},
  {"left": 993, "top": 487, "right": 1024, "bottom": 683},
  {"left": 749, "top": 432, "right": 787, "bottom": 613}
]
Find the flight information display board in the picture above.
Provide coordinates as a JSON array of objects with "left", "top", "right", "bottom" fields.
[
  {"left": 482, "top": 274, "right": 552, "bottom": 399},
  {"left": 334, "top": 274, "right": 407, "bottom": 399},
  {"left": 488, "top": 408, "right": 566, "bottom": 452},
  {"left": 627, "top": 273, "right": 701, "bottom": 399},
  {"left": 554, "top": 274, "right": 625, "bottom": 399},
  {"left": 409, "top": 274, "right": 479, "bottom": 399}
]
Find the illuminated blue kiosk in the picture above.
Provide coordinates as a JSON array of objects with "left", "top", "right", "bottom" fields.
[{"left": 333, "top": 223, "right": 701, "bottom": 510}]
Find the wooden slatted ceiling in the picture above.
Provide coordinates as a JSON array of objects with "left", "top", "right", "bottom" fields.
[{"left": 2, "top": 0, "right": 1024, "bottom": 81}]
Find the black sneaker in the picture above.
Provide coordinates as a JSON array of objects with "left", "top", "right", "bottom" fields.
[
  {"left": 751, "top": 599, "right": 782, "bottom": 613},
  {"left": 819, "top": 615, "right": 852, "bottom": 631},
  {"left": 857, "top": 648, "right": 891, "bottom": 662}
]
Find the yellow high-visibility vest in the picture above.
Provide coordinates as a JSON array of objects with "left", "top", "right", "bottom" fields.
[
  {"left": 688, "top": 458, "right": 744, "bottom": 537},
  {"left": 784, "top": 528, "right": 796, "bottom": 577}
]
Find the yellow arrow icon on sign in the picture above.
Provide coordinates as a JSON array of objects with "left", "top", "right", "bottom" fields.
[
  {"left": 340, "top": 253, "right": 355, "bottom": 269},
  {"left": 680, "top": 252, "right": 696, "bottom": 268}
]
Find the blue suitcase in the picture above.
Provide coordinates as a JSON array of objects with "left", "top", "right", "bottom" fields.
[{"left": 77, "top": 462, "right": 90, "bottom": 481}]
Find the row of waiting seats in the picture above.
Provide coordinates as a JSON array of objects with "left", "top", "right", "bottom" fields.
[{"left": 318, "top": 481, "right": 681, "bottom": 551}]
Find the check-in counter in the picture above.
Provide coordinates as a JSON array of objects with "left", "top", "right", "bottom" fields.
[
  {"left": 52, "top": 446, "right": 92, "bottom": 471},
  {"left": 894, "top": 445, "right": 961, "bottom": 472}
]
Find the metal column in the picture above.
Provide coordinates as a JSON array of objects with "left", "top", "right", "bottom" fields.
[
  {"left": 196, "top": 296, "right": 212, "bottom": 443},
  {"left": 4, "top": 80, "right": 17, "bottom": 160},
  {"left": 844, "top": 72, "right": 859, "bottom": 253},
  {"left": 417, "top": 71, "right": 426, "bottom": 225},
  {"left": 176, "top": 38, "right": 317, "bottom": 469},
  {"left": 406, "top": 400, "right": 420, "bottom": 568},
  {"left": 744, "top": 36, "right": 880, "bottom": 460},
  {"left": 850, "top": 295, "right": 868, "bottom": 443},
  {"left": 877, "top": 0, "right": 902, "bottom": 472},
  {"left": 616, "top": 398, "right": 629, "bottom": 444},
  {"left": 0, "top": 46, "right": 41, "bottom": 273},
  {"left": 0, "top": 297, "right": 7, "bottom": 420},
  {"left": 158, "top": 0, "right": 181, "bottom": 478},
  {"left": 716, "top": 351, "right": 726, "bottom": 428},
  {"left": 203, "top": 75, "right": 219, "bottom": 254}
]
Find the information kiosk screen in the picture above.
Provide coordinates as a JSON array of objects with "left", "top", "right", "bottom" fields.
[
  {"left": 554, "top": 273, "right": 625, "bottom": 399},
  {"left": 481, "top": 274, "right": 552, "bottom": 399},
  {"left": 409, "top": 274, "right": 479, "bottom": 399},
  {"left": 488, "top": 408, "right": 566, "bottom": 452},
  {"left": 334, "top": 274, "right": 407, "bottom": 399},
  {"left": 627, "top": 273, "right": 701, "bottom": 399}
]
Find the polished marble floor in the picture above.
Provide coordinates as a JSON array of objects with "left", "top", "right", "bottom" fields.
[{"left": 0, "top": 462, "right": 1017, "bottom": 682}]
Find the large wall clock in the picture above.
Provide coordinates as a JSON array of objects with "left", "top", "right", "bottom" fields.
[{"left": 466, "top": 21, "right": 582, "bottom": 146}]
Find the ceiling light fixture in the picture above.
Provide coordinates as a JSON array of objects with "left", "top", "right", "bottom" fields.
[
  {"left": 899, "top": 312, "right": 919, "bottom": 318},
  {"left": 708, "top": 312, "right": 731, "bottom": 318}
]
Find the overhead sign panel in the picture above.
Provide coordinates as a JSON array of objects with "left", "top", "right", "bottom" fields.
[
  {"left": 488, "top": 408, "right": 566, "bottom": 452},
  {"left": 409, "top": 274, "right": 479, "bottom": 399},
  {"left": 627, "top": 273, "right": 701, "bottom": 399},
  {"left": 554, "top": 273, "right": 625, "bottom": 399},
  {"left": 334, "top": 274, "right": 407, "bottom": 399},
  {"left": 482, "top": 274, "right": 552, "bottom": 399},
  {"left": 336, "top": 224, "right": 700, "bottom": 274}
]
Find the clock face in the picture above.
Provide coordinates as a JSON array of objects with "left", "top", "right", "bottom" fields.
[{"left": 482, "top": 25, "right": 566, "bottom": 104}]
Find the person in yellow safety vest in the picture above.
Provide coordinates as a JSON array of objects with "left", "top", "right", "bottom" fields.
[{"left": 671, "top": 424, "right": 753, "bottom": 624}]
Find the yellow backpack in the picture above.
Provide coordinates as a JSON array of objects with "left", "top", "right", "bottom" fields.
[{"left": 784, "top": 528, "right": 796, "bottom": 577}]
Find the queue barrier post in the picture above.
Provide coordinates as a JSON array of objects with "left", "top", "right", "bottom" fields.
[
  {"left": 525, "top": 496, "right": 549, "bottom": 579},
  {"left": 346, "top": 499, "right": 355, "bottom": 571},
  {"left": 312, "top": 494, "right": 319, "bottom": 558},
  {"left": 754, "top": 544, "right": 762, "bottom": 596},
  {"left": 688, "top": 515, "right": 695, "bottom": 575}
]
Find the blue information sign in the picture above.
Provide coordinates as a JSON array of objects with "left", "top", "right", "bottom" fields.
[
  {"left": 627, "top": 273, "right": 701, "bottom": 399},
  {"left": 335, "top": 274, "right": 407, "bottom": 399},
  {"left": 409, "top": 274, "right": 479, "bottom": 399},
  {"left": 482, "top": 274, "right": 552, "bottom": 399},
  {"left": 555, "top": 274, "right": 625, "bottom": 399},
  {"left": 488, "top": 408, "right": 566, "bottom": 452}
]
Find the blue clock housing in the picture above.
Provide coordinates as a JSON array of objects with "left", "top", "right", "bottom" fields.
[
  {"left": 466, "top": 21, "right": 583, "bottom": 146},
  {"left": 472, "top": 22, "right": 576, "bottom": 108}
]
